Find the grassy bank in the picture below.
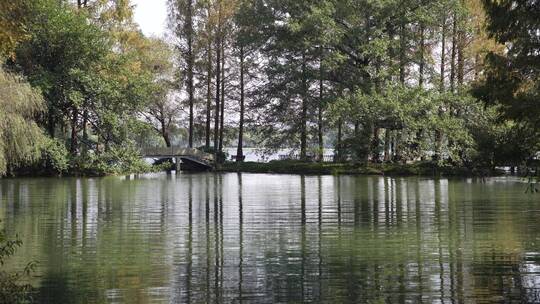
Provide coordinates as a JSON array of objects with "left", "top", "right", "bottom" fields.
[{"left": 218, "top": 160, "right": 502, "bottom": 177}]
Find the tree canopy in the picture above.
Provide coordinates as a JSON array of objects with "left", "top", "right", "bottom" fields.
[{"left": 1, "top": 0, "right": 539, "bottom": 176}]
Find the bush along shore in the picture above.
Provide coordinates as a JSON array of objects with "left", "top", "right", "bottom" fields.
[
  {"left": 217, "top": 160, "right": 506, "bottom": 177},
  {"left": 9, "top": 144, "right": 173, "bottom": 178}
]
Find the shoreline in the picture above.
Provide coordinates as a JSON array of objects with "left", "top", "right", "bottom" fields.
[
  {"left": 3, "top": 161, "right": 516, "bottom": 178},
  {"left": 217, "top": 160, "right": 506, "bottom": 177}
]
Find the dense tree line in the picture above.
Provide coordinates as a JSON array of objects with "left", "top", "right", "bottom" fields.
[
  {"left": 0, "top": 0, "right": 538, "bottom": 176},
  {"left": 165, "top": 0, "right": 538, "bottom": 167},
  {"left": 0, "top": 0, "right": 173, "bottom": 175}
]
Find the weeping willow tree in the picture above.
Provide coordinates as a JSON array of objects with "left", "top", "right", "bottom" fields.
[{"left": 0, "top": 66, "right": 46, "bottom": 176}]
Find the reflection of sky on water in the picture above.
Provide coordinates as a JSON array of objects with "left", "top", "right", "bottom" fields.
[{"left": 1, "top": 174, "right": 540, "bottom": 303}]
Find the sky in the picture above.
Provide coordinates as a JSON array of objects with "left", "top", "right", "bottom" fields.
[{"left": 132, "top": 0, "right": 168, "bottom": 37}]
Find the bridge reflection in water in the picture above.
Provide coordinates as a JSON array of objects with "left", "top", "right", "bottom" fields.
[{"left": 140, "top": 146, "right": 214, "bottom": 171}]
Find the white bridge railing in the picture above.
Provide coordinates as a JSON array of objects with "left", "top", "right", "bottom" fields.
[{"left": 140, "top": 147, "right": 214, "bottom": 164}]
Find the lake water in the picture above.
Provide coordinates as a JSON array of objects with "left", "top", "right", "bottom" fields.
[
  {"left": 1, "top": 173, "right": 540, "bottom": 303},
  {"left": 222, "top": 148, "right": 335, "bottom": 162}
]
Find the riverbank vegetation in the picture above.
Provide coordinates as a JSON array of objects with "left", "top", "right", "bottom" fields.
[
  {"left": 1, "top": 0, "right": 538, "bottom": 177},
  {"left": 219, "top": 160, "right": 501, "bottom": 176}
]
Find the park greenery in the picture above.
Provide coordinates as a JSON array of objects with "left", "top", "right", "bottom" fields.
[{"left": 0, "top": 0, "right": 538, "bottom": 177}]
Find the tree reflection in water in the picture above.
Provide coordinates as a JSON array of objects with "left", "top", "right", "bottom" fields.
[{"left": 0, "top": 174, "right": 539, "bottom": 303}]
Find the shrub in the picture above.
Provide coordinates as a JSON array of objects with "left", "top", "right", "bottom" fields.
[
  {"left": 71, "top": 146, "right": 152, "bottom": 176},
  {"left": 198, "top": 146, "right": 227, "bottom": 163},
  {"left": 0, "top": 222, "right": 35, "bottom": 303},
  {"left": 39, "top": 138, "right": 69, "bottom": 175}
]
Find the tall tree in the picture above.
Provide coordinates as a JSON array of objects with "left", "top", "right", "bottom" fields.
[
  {"left": 317, "top": 55, "right": 325, "bottom": 162},
  {"left": 202, "top": 1, "right": 214, "bottom": 149},
  {"left": 141, "top": 39, "right": 177, "bottom": 147},
  {"left": 236, "top": 43, "right": 246, "bottom": 161},
  {"left": 187, "top": 0, "right": 195, "bottom": 147},
  {"left": 168, "top": 0, "right": 198, "bottom": 147},
  {"left": 233, "top": 0, "right": 260, "bottom": 162},
  {"left": 219, "top": 37, "right": 226, "bottom": 152},
  {"left": 213, "top": 0, "right": 221, "bottom": 157}
]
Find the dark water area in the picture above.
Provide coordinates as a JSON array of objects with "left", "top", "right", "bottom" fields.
[{"left": 1, "top": 173, "right": 540, "bottom": 303}]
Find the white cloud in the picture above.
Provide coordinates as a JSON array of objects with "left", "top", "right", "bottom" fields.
[{"left": 132, "top": 0, "right": 168, "bottom": 37}]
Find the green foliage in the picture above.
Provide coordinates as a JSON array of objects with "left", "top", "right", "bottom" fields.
[
  {"left": 88, "top": 52, "right": 156, "bottom": 147},
  {"left": 0, "top": 0, "right": 34, "bottom": 58},
  {"left": 11, "top": 0, "right": 110, "bottom": 148},
  {"left": 198, "top": 146, "right": 228, "bottom": 163},
  {"left": 329, "top": 85, "right": 498, "bottom": 166},
  {"left": 71, "top": 146, "right": 153, "bottom": 176},
  {"left": 339, "top": 133, "right": 372, "bottom": 164},
  {"left": 2, "top": 0, "right": 538, "bottom": 176},
  {"left": 474, "top": 0, "right": 540, "bottom": 162},
  {"left": 0, "top": 66, "right": 47, "bottom": 176},
  {"left": 7, "top": 0, "right": 161, "bottom": 167},
  {"left": 0, "top": 223, "right": 35, "bottom": 303},
  {"left": 39, "top": 138, "right": 69, "bottom": 175}
]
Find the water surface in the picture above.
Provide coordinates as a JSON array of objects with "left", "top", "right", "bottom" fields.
[{"left": 1, "top": 173, "right": 540, "bottom": 303}]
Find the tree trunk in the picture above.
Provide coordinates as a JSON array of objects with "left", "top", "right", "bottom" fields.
[
  {"left": 440, "top": 15, "right": 446, "bottom": 91},
  {"left": 372, "top": 127, "right": 380, "bottom": 162},
  {"left": 82, "top": 108, "right": 88, "bottom": 142},
  {"left": 219, "top": 40, "right": 225, "bottom": 153},
  {"left": 317, "top": 63, "right": 324, "bottom": 163},
  {"left": 70, "top": 107, "right": 78, "bottom": 155},
  {"left": 336, "top": 119, "right": 342, "bottom": 162},
  {"left": 391, "top": 130, "right": 396, "bottom": 160},
  {"left": 187, "top": 0, "right": 194, "bottom": 148},
  {"left": 237, "top": 45, "right": 245, "bottom": 162},
  {"left": 213, "top": 1, "right": 222, "bottom": 163},
  {"left": 161, "top": 119, "right": 172, "bottom": 147},
  {"left": 399, "top": 20, "right": 406, "bottom": 84},
  {"left": 82, "top": 106, "right": 88, "bottom": 154},
  {"left": 384, "top": 129, "right": 391, "bottom": 162},
  {"left": 396, "top": 19, "right": 406, "bottom": 161},
  {"left": 457, "top": 19, "right": 465, "bottom": 87},
  {"left": 419, "top": 22, "right": 425, "bottom": 88},
  {"left": 435, "top": 14, "right": 447, "bottom": 162},
  {"left": 300, "top": 53, "right": 308, "bottom": 161},
  {"left": 450, "top": 11, "right": 457, "bottom": 92},
  {"left": 205, "top": 41, "right": 212, "bottom": 149},
  {"left": 417, "top": 23, "right": 425, "bottom": 157},
  {"left": 394, "top": 130, "right": 404, "bottom": 162},
  {"left": 214, "top": 36, "right": 221, "bottom": 155},
  {"left": 365, "top": 121, "right": 374, "bottom": 163}
]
